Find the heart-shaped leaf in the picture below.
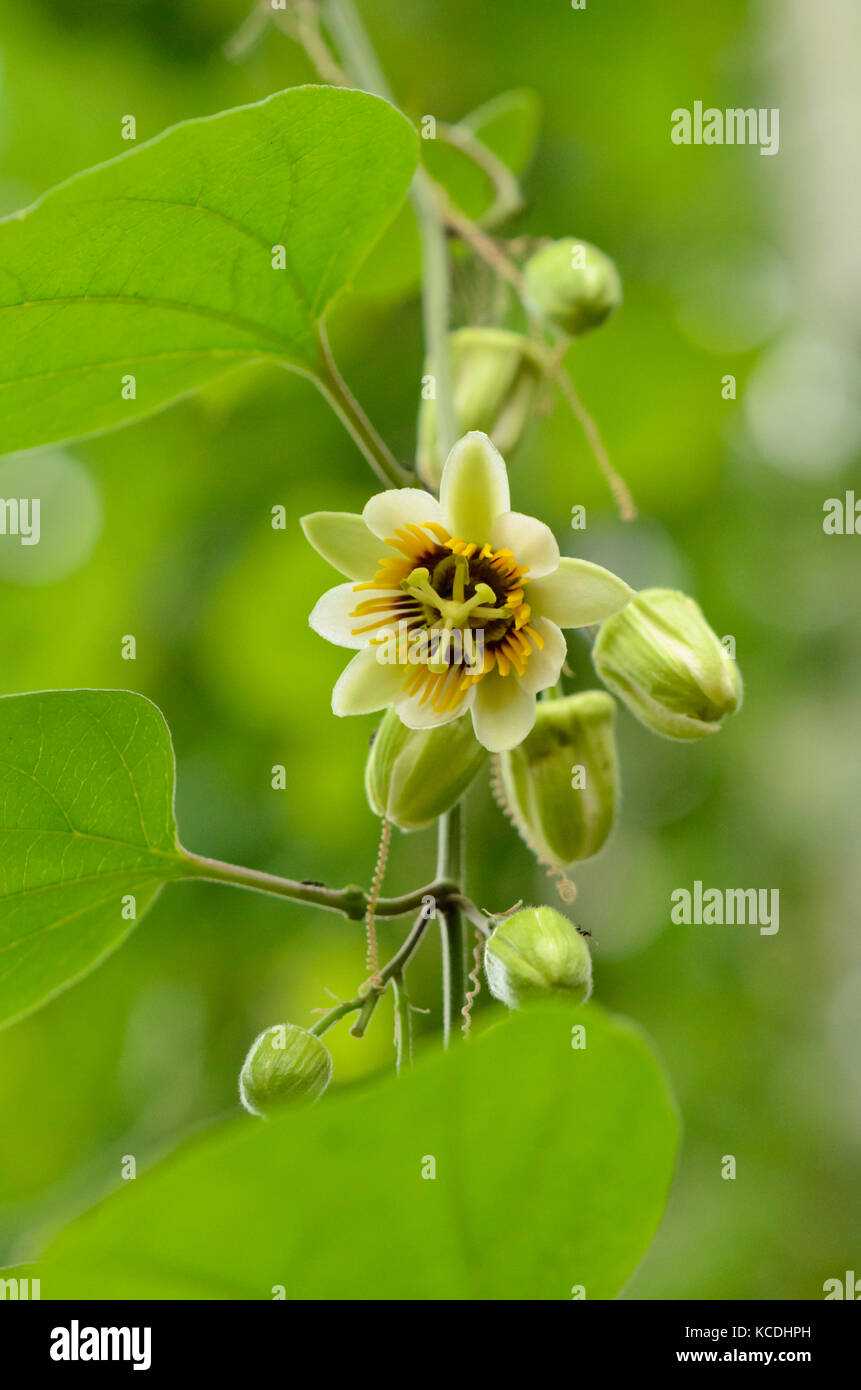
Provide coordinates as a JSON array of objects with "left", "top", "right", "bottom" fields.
[
  {"left": 0, "top": 86, "right": 418, "bottom": 455},
  {"left": 0, "top": 689, "right": 187, "bottom": 1029},
  {"left": 35, "top": 1004, "right": 678, "bottom": 1299}
]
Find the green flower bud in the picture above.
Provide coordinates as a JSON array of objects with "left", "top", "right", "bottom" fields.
[
  {"left": 484, "top": 905, "right": 592, "bottom": 1009},
  {"left": 500, "top": 691, "right": 619, "bottom": 866},
  {"left": 523, "top": 238, "right": 622, "bottom": 337},
  {"left": 366, "top": 707, "right": 488, "bottom": 832},
  {"left": 239, "top": 1023, "right": 332, "bottom": 1117},
  {"left": 417, "top": 328, "right": 543, "bottom": 489},
  {"left": 593, "top": 588, "right": 743, "bottom": 740}
]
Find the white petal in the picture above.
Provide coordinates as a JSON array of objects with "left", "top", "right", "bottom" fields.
[
  {"left": 396, "top": 691, "right": 472, "bottom": 730},
  {"left": 309, "top": 583, "right": 403, "bottom": 650},
  {"left": 332, "top": 649, "right": 405, "bottom": 715},
  {"left": 309, "top": 584, "right": 365, "bottom": 648},
  {"left": 395, "top": 667, "right": 475, "bottom": 729},
  {"left": 300, "top": 512, "right": 384, "bottom": 580},
  {"left": 471, "top": 669, "right": 536, "bottom": 752},
  {"left": 363, "top": 488, "right": 444, "bottom": 541},
  {"left": 490, "top": 511, "right": 559, "bottom": 578},
  {"left": 440, "top": 431, "right": 510, "bottom": 543},
  {"left": 515, "top": 618, "right": 567, "bottom": 695},
  {"left": 529, "top": 557, "right": 634, "bottom": 628}
]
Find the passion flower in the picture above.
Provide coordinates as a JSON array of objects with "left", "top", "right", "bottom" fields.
[{"left": 303, "top": 431, "right": 633, "bottom": 753}]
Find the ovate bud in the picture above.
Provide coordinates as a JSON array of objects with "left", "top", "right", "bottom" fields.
[
  {"left": 366, "top": 708, "right": 488, "bottom": 831},
  {"left": 593, "top": 588, "right": 743, "bottom": 740},
  {"left": 484, "top": 906, "right": 592, "bottom": 1009},
  {"left": 500, "top": 691, "right": 618, "bottom": 865},
  {"left": 523, "top": 238, "right": 622, "bottom": 337},
  {"left": 239, "top": 1023, "right": 332, "bottom": 1117},
  {"left": 417, "top": 328, "right": 543, "bottom": 489}
]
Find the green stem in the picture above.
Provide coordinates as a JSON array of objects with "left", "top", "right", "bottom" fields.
[
  {"left": 535, "top": 342, "right": 637, "bottom": 522},
  {"left": 412, "top": 172, "right": 457, "bottom": 459},
  {"left": 437, "top": 805, "right": 466, "bottom": 1048},
  {"left": 323, "top": 0, "right": 458, "bottom": 460},
  {"left": 310, "top": 903, "right": 434, "bottom": 1038},
  {"left": 309, "top": 996, "right": 361, "bottom": 1036},
  {"left": 181, "top": 849, "right": 455, "bottom": 923},
  {"left": 323, "top": 0, "right": 393, "bottom": 100},
  {"left": 392, "top": 971, "right": 412, "bottom": 1071},
  {"left": 437, "top": 122, "right": 524, "bottom": 228},
  {"left": 349, "top": 989, "right": 382, "bottom": 1038},
  {"left": 315, "top": 326, "right": 411, "bottom": 489}
]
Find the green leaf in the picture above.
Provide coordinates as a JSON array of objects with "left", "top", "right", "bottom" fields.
[
  {"left": 0, "top": 86, "right": 418, "bottom": 455},
  {"left": 36, "top": 1004, "right": 678, "bottom": 1299},
  {"left": 0, "top": 689, "right": 186, "bottom": 1029}
]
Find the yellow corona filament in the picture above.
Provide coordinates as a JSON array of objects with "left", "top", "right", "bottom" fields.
[{"left": 345, "top": 519, "right": 548, "bottom": 709}]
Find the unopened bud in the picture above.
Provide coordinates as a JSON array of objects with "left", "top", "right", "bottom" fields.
[
  {"left": 593, "top": 589, "right": 742, "bottom": 740},
  {"left": 417, "top": 328, "right": 543, "bottom": 489},
  {"left": 239, "top": 1023, "right": 332, "bottom": 1116},
  {"left": 366, "top": 708, "right": 488, "bottom": 831},
  {"left": 500, "top": 691, "right": 618, "bottom": 865},
  {"left": 484, "top": 906, "right": 592, "bottom": 1009},
  {"left": 523, "top": 238, "right": 622, "bottom": 337}
]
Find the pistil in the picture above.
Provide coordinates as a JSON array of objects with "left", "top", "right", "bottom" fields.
[{"left": 401, "top": 566, "right": 511, "bottom": 631}]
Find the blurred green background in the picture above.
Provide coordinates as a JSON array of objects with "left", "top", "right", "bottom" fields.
[{"left": 1, "top": 0, "right": 859, "bottom": 1299}]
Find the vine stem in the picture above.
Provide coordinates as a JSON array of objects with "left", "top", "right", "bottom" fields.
[
  {"left": 310, "top": 903, "right": 434, "bottom": 1038},
  {"left": 437, "top": 188, "right": 525, "bottom": 293},
  {"left": 436, "top": 123, "right": 525, "bottom": 228},
  {"left": 392, "top": 971, "right": 412, "bottom": 1071},
  {"left": 437, "top": 804, "right": 465, "bottom": 1048},
  {"left": 180, "top": 849, "right": 456, "bottom": 922},
  {"left": 323, "top": 0, "right": 458, "bottom": 459},
  {"left": 322, "top": 0, "right": 469, "bottom": 1046},
  {"left": 543, "top": 347, "right": 638, "bottom": 522},
  {"left": 315, "top": 325, "right": 412, "bottom": 489}
]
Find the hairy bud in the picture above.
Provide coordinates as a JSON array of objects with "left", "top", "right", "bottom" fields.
[
  {"left": 523, "top": 238, "right": 622, "bottom": 337},
  {"left": 500, "top": 691, "right": 619, "bottom": 865},
  {"left": 366, "top": 708, "right": 487, "bottom": 831},
  {"left": 239, "top": 1023, "right": 332, "bottom": 1117},
  {"left": 593, "top": 588, "right": 742, "bottom": 739},
  {"left": 417, "top": 328, "right": 543, "bottom": 488},
  {"left": 484, "top": 905, "right": 592, "bottom": 1008}
]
